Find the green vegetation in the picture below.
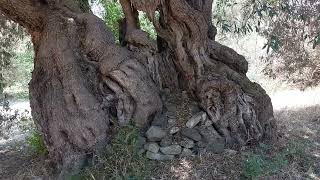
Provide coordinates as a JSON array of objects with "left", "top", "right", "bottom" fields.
[
  {"left": 138, "top": 12, "right": 157, "bottom": 40},
  {"left": 242, "top": 140, "right": 313, "bottom": 179},
  {"left": 19, "top": 111, "right": 48, "bottom": 156},
  {"left": 2, "top": 41, "right": 33, "bottom": 100},
  {"left": 26, "top": 129, "right": 48, "bottom": 156},
  {"left": 0, "top": 15, "right": 25, "bottom": 94},
  {"left": 101, "top": 0, "right": 124, "bottom": 41},
  {"left": 100, "top": 0, "right": 156, "bottom": 42},
  {"left": 82, "top": 125, "right": 152, "bottom": 180}
]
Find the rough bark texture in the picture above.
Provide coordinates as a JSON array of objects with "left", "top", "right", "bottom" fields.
[
  {"left": 0, "top": 0, "right": 276, "bottom": 176},
  {"left": 120, "top": 0, "right": 276, "bottom": 148}
]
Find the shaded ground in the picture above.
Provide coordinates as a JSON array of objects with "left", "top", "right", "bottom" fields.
[
  {"left": 0, "top": 146, "right": 52, "bottom": 180},
  {"left": 0, "top": 93, "right": 320, "bottom": 179}
]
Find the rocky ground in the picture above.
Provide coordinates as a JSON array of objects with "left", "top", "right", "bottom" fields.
[
  {"left": 151, "top": 105, "right": 320, "bottom": 179},
  {"left": 140, "top": 90, "right": 226, "bottom": 161},
  {"left": 0, "top": 89, "right": 320, "bottom": 180}
]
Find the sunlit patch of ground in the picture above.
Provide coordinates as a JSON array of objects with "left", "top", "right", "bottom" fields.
[{"left": 271, "top": 86, "right": 320, "bottom": 110}]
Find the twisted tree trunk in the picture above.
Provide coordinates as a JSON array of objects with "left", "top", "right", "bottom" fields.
[
  {"left": 0, "top": 0, "right": 276, "bottom": 176},
  {"left": 124, "top": 0, "right": 276, "bottom": 147}
]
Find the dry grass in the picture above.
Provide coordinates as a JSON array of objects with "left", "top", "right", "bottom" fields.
[
  {"left": 151, "top": 90, "right": 320, "bottom": 180},
  {"left": 151, "top": 150, "right": 243, "bottom": 180}
]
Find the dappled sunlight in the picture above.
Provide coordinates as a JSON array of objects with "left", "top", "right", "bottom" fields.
[{"left": 170, "top": 158, "right": 194, "bottom": 179}]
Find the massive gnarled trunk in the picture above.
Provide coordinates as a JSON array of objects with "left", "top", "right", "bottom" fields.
[{"left": 0, "top": 0, "right": 276, "bottom": 175}]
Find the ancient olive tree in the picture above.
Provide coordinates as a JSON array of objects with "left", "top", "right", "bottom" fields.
[{"left": 0, "top": 0, "right": 276, "bottom": 171}]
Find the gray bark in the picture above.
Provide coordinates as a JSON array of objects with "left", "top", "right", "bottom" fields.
[{"left": 0, "top": 0, "right": 277, "bottom": 175}]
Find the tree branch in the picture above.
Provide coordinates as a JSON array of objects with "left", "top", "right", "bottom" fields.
[
  {"left": 119, "top": 0, "right": 139, "bottom": 33},
  {"left": 0, "top": 0, "right": 45, "bottom": 31}
]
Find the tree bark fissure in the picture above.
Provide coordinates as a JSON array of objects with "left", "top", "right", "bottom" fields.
[
  {"left": 0, "top": 0, "right": 276, "bottom": 175},
  {"left": 29, "top": 13, "right": 112, "bottom": 169}
]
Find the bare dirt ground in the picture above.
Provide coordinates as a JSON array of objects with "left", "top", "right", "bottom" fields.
[
  {"left": 0, "top": 88, "right": 319, "bottom": 180},
  {"left": 0, "top": 143, "right": 50, "bottom": 180}
]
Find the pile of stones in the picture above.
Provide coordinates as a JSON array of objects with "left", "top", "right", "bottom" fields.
[{"left": 139, "top": 110, "right": 226, "bottom": 161}]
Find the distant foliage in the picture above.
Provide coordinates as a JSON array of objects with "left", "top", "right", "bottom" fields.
[
  {"left": 100, "top": 0, "right": 124, "bottom": 41},
  {"left": 259, "top": 0, "right": 320, "bottom": 88},
  {"left": 100, "top": 0, "right": 156, "bottom": 42},
  {"left": 0, "top": 13, "right": 32, "bottom": 97},
  {"left": 213, "top": 0, "right": 320, "bottom": 88},
  {"left": 3, "top": 42, "right": 34, "bottom": 99},
  {"left": 0, "top": 14, "right": 25, "bottom": 93},
  {"left": 138, "top": 12, "right": 157, "bottom": 40}
]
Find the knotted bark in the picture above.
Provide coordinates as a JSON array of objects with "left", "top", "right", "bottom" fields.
[
  {"left": 122, "top": 0, "right": 276, "bottom": 148},
  {"left": 0, "top": 0, "right": 277, "bottom": 176}
]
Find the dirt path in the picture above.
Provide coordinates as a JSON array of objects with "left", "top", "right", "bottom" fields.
[
  {"left": 0, "top": 141, "right": 51, "bottom": 180},
  {"left": 0, "top": 101, "right": 47, "bottom": 180},
  {"left": 0, "top": 145, "right": 31, "bottom": 180}
]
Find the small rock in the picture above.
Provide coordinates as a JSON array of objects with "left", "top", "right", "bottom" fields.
[
  {"left": 146, "top": 151, "right": 174, "bottom": 161},
  {"left": 314, "top": 162, "right": 320, "bottom": 176},
  {"left": 197, "top": 141, "right": 207, "bottom": 148},
  {"left": 186, "top": 112, "right": 207, "bottom": 128},
  {"left": 182, "top": 91, "right": 188, "bottom": 99},
  {"left": 225, "top": 149, "right": 238, "bottom": 155},
  {"left": 180, "top": 148, "right": 193, "bottom": 157},
  {"left": 146, "top": 126, "right": 166, "bottom": 141},
  {"left": 170, "top": 126, "right": 180, "bottom": 134},
  {"left": 160, "top": 136, "right": 173, "bottom": 147},
  {"left": 196, "top": 126, "right": 220, "bottom": 142},
  {"left": 160, "top": 145, "right": 182, "bottom": 155},
  {"left": 167, "top": 118, "right": 176, "bottom": 127},
  {"left": 166, "top": 110, "right": 175, "bottom": 116},
  {"left": 152, "top": 114, "right": 168, "bottom": 128},
  {"left": 196, "top": 126, "right": 225, "bottom": 153},
  {"left": 181, "top": 128, "right": 202, "bottom": 141},
  {"left": 136, "top": 136, "right": 147, "bottom": 148},
  {"left": 144, "top": 143, "right": 160, "bottom": 153},
  {"left": 190, "top": 103, "right": 201, "bottom": 114},
  {"left": 180, "top": 138, "right": 195, "bottom": 148},
  {"left": 166, "top": 108, "right": 177, "bottom": 116},
  {"left": 204, "top": 119, "right": 213, "bottom": 127},
  {"left": 138, "top": 148, "right": 146, "bottom": 155},
  {"left": 163, "top": 88, "right": 170, "bottom": 95},
  {"left": 206, "top": 138, "right": 225, "bottom": 154},
  {"left": 195, "top": 147, "right": 207, "bottom": 155}
]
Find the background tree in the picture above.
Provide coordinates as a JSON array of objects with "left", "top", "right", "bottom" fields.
[
  {"left": 0, "top": 14, "right": 25, "bottom": 94},
  {"left": 213, "top": 0, "right": 320, "bottom": 88}
]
